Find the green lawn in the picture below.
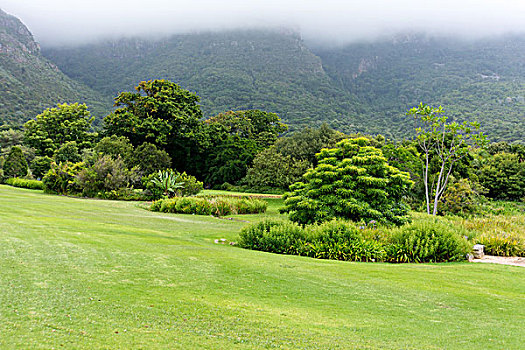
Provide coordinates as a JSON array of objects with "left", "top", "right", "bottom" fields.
[{"left": 1, "top": 185, "right": 524, "bottom": 349}]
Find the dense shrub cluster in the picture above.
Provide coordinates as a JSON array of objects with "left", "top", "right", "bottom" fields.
[
  {"left": 389, "top": 221, "right": 471, "bottom": 262},
  {"left": 476, "top": 234, "right": 524, "bottom": 257},
  {"left": 238, "top": 219, "right": 471, "bottom": 263},
  {"left": 5, "top": 177, "right": 44, "bottom": 190},
  {"left": 151, "top": 196, "right": 267, "bottom": 216}
]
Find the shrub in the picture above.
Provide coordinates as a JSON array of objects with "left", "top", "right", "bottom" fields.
[
  {"left": 305, "top": 220, "right": 385, "bottom": 262},
  {"left": 238, "top": 219, "right": 386, "bottom": 262},
  {"left": 389, "top": 221, "right": 471, "bottom": 263},
  {"left": 6, "top": 177, "right": 44, "bottom": 190},
  {"left": 75, "top": 155, "right": 140, "bottom": 197},
  {"left": 42, "top": 161, "right": 85, "bottom": 195},
  {"left": 210, "top": 197, "right": 232, "bottom": 216},
  {"left": 439, "top": 179, "right": 485, "bottom": 217},
  {"left": 150, "top": 196, "right": 267, "bottom": 216},
  {"left": 238, "top": 218, "right": 471, "bottom": 263},
  {"left": 476, "top": 233, "right": 524, "bottom": 257},
  {"left": 3, "top": 146, "right": 28, "bottom": 178},
  {"left": 238, "top": 220, "right": 306, "bottom": 254},
  {"left": 144, "top": 170, "right": 203, "bottom": 199},
  {"left": 30, "top": 156, "right": 53, "bottom": 179}
]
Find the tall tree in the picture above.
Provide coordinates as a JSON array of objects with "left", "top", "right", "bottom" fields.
[
  {"left": 3, "top": 146, "right": 28, "bottom": 178},
  {"left": 24, "top": 103, "right": 95, "bottom": 157},
  {"left": 407, "top": 103, "right": 487, "bottom": 215},
  {"left": 202, "top": 110, "right": 287, "bottom": 185},
  {"left": 103, "top": 80, "right": 203, "bottom": 172}
]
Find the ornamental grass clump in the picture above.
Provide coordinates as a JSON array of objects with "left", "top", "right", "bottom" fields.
[{"left": 150, "top": 196, "right": 267, "bottom": 216}]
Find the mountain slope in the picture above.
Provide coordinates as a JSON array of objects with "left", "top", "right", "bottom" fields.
[
  {"left": 42, "top": 30, "right": 367, "bottom": 133},
  {"left": 314, "top": 34, "right": 525, "bottom": 141},
  {"left": 0, "top": 9, "right": 112, "bottom": 126}
]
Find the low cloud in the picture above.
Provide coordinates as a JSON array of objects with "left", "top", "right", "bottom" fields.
[{"left": 3, "top": 0, "right": 525, "bottom": 46}]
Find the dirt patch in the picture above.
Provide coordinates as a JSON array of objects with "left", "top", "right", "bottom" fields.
[{"left": 472, "top": 255, "right": 525, "bottom": 267}]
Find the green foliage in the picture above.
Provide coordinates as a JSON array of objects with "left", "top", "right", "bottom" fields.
[
  {"left": 275, "top": 123, "right": 346, "bottom": 165},
  {"left": 94, "top": 135, "right": 134, "bottom": 165},
  {"left": 130, "top": 142, "right": 171, "bottom": 176},
  {"left": 479, "top": 152, "right": 525, "bottom": 201},
  {"left": 238, "top": 220, "right": 306, "bottom": 255},
  {"left": 24, "top": 103, "right": 95, "bottom": 157},
  {"left": 30, "top": 156, "right": 53, "bottom": 179},
  {"left": 53, "top": 141, "right": 82, "bottom": 164},
  {"left": 75, "top": 155, "right": 140, "bottom": 197},
  {"left": 439, "top": 179, "right": 485, "bottom": 217},
  {"left": 476, "top": 234, "right": 524, "bottom": 257},
  {"left": 389, "top": 221, "right": 471, "bottom": 263},
  {"left": 238, "top": 218, "right": 470, "bottom": 263},
  {"left": 103, "top": 79, "right": 203, "bottom": 172},
  {"left": 243, "top": 146, "right": 310, "bottom": 190},
  {"left": 143, "top": 170, "right": 203, "bottom": 200},
  {"left": 148, "top": 170, "right": 185, "bottom": 198},
  {"left": 42, "top": 161, "right": 85, "bottom": 195},
  {"left": 407, "top": 103, "right": 487, "bottom": 215},
  {"left": 6, "top": 177, "right": 43, "bottom": 190},
  {"left": 202, "top": 110, "right": 288, "bottom": 185},
  {"left": 150, "top": 196, "right": 267, "bottom": 216},
  {"left": 3, "top": 146, "right": 28, "bottom": 178},
  {"left": 281, "top": 137, "right": 413, "bottom": 225}
]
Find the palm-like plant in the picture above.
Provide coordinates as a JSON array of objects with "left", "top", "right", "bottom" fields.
[{"left": 151, "top": 170, "right": 185, "bottom": 197}]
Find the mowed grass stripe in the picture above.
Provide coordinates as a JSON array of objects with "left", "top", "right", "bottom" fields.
[{"left": 0, "top": 185, "right": 523, "bottom": 349}]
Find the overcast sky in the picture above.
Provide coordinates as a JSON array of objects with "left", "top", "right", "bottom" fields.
[{"left": 2, "top": 0, "right": 525, "bottom": 46}]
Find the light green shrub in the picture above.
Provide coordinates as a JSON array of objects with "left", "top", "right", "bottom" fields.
[
  {"left": 6, "top": 177, "right": 44, "bottom": 190},
  {"left": 389, "top": 221, "right": 471, "bottom": 262}
]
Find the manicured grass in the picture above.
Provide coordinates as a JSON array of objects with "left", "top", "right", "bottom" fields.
[{"left": 0, "top": 185, "right": 524, "bottom": 349}]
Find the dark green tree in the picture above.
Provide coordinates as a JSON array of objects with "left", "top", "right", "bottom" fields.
[
  {"left": 202, "top": 110, "right": 287, "bottom": 185},
  {"left": 103, "top": 80, "right": 203, "bottom": 172},
  {"left": 130, "top": 142, "right": 172, "bottom": 176},
  {"left": 275, "top": 123, "right": 345, "bottom": 165},
  {"left": 94, "top": 135, "right": 134, "bottom": 165},
  {"left": 53, "top": 141, "right": 82, "bottom": 164},
  {"left": 280, "top": 137, "right": 413, "bottom": 225},
  {"left": 24, "top": 103, "right": 95, "bottom": 157},
  {"left": 244, "top": 146, "right": 311, "bottom": 190},
  {"left": 479, "top": 152, "right": 525, "bottom": 201},
  {"left": 30, "top": 156, "right": 53, "bottom": 179},
  {"left": 3, "top": 146, "right": 28, "bottom": 178}
]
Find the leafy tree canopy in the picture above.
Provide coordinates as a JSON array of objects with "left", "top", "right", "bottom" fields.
[
  {"left": 103, "top": 80, "right": 203, "bottom": 172},
  {"left": 24, "top": 103, "right": 95, "bottom": 157},
  {"left": 202, "top": 110, "right": 287, "bottom": 185}
]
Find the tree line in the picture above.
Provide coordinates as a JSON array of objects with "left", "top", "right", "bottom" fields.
[{"left": 0, "top": 79, "right": 524, "bottom": 215}]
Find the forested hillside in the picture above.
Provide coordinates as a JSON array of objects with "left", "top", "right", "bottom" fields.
[
  {"left": 314, "top": 34, "right": 525, "bottom": 140},
  {"left": 1, "top": 7, "right": 523, "bottom": 142},
  {"left": 0, "top": 9, "right": 111, "bottom": 126},
  {"left": 43, "top": 30, "right": 366, "bottom": 133}
]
